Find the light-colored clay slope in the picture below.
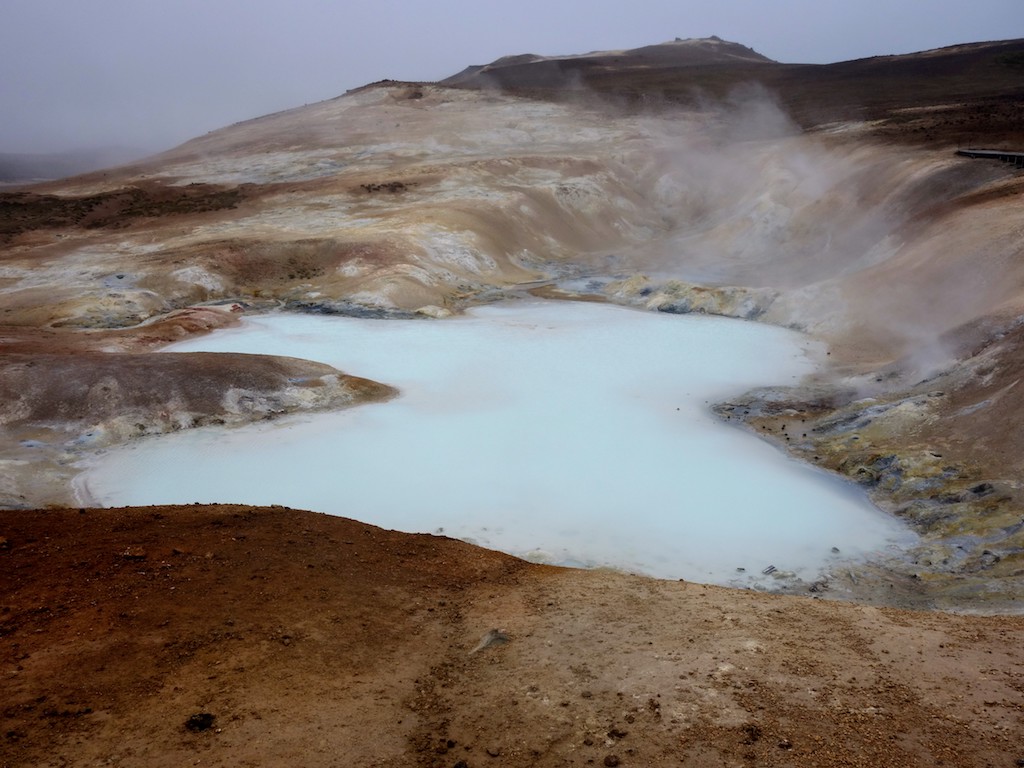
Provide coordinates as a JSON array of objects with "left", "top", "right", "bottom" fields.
[{"left": 8, "top": 84, "right": 1020, "bottom": 359}]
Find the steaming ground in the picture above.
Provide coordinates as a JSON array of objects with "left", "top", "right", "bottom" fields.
[
  {"left": 74, "top": 302, "right": 914, "bottom": 588},
  {"left": 6, "top": 84, "right": 1014, "bottom": 363}
]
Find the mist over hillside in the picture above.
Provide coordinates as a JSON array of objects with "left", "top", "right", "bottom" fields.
[{"left": 0, "top": 147, "right": 149, "bottom": 184}]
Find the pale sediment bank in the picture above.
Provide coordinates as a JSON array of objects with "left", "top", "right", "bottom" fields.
[{"left": 0, "top": 348, "right": 396, "bottom": 509}]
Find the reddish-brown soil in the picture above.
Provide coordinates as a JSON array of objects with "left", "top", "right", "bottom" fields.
[
  {"left": 0, "top": 182, "right": 247, "bottom": 245},
  {"left": 2, "top": 505, "right": 1023, "bottom": 768}
]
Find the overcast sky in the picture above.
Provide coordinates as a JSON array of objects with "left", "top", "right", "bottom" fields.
[{"left": 2, "top": 0, "right": 1021, "bottom": 154}]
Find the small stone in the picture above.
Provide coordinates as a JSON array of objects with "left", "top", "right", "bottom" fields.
[
  {"left": 603, "top": 755, "right": 620, "bottom": 767},
  {"left": 184, "top": 712, "right": 215, "bottom": 732},
  {"left": 778, "top": 738, "right": 793, "bottom": 750},
  {"left": 581, "top": 690, "right": 593, "bottom": 699},
  {"left": 979, "top": 550, "right": 1001, "bottom": 567},
  {"left": 486, "top": 746, "right": 501, "bottom": 757}
]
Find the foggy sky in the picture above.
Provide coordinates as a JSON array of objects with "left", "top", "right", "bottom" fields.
[{"left": 2, "top": 0, "right": 1021, "bottom": 155}]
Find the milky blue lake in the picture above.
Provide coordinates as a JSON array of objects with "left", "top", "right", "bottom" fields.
[{"left": 75, "top": 300, "right": 914, "bottom": 587}]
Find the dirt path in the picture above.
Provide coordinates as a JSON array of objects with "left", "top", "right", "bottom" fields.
[{"left": 2, "top": 505, "right": 1022, "bottom": 767}]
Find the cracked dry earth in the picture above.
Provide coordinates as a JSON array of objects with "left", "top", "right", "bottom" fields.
[{"left": 2, "top": 505, "right": 1023, "bottom": 768}]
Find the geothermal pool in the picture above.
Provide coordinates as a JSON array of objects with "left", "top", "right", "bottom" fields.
[{"left": 76, "top": 300, "right": 914, "bottom": 586}]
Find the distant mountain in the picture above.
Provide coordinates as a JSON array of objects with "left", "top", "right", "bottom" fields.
[
  {"left": 444, "top": 36, "right": 774, "bottom": 88},
  {"left": 442, "top": 36, "right": 1024, "bottom": 140},
  {"left": 0, "top": 147, "right": 149, "bottom": 184}
]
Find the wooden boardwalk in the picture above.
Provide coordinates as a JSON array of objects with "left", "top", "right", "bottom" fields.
[{"left": 956, "top": 148, "right": 1024, "bottom": 167}]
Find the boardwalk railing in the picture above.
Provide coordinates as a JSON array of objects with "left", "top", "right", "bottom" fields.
[{"left": 956, "top": 149, "right": 1024, "bottom": 168}]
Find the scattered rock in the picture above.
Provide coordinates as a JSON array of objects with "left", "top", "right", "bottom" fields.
[
  {"left": 646, "top": 697, "right": 661, "bottom": 718},
  {"left": 980, "top": 550, "right": 1001, "bottom": 566},
  {"left": 360, "top": 181, "right": 411, "bottom": 194},
  {"left": 184, "top": 712, "right": 216, "bottom": 732},
  {"left": 603, "top": 755, "right": 621, "bottom": 767},
  {"left": 742, "top": 723, "right": 762, "bottom": 744}
]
